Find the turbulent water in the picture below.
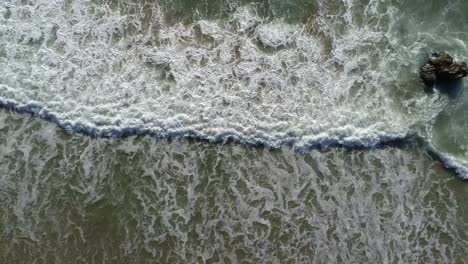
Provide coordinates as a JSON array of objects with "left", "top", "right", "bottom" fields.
[{"left": 0, "top": 0, "right": 468, "bottom": 263}]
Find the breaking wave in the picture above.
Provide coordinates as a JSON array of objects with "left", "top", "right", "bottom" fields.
[{"left": 0, "top": 0, "right": 467, "bottom": 178}]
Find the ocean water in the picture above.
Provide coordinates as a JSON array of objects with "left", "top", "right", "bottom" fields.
[{"left": 0, "top": 0, "right": 468, "bottom": 263}]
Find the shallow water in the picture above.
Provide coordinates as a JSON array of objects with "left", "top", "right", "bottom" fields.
[
  {"left": 1, "top": 109, "right": 467, "bottom": 263},
  {"left": 1, "top": 0, "right": 468, "bottom": 262}
]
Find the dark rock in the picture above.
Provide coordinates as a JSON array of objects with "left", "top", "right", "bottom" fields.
[
  {"left": 420, "top": 52, "right": 467, "bottom": 91},
  {"left": 420, "top": 63, "right": 437, "bottom": 86},
  {"left": 437, "top": 62, "right": 467, "bottom": 81},
  {"left": 428, "top": 52, "right": 453, "bottom": 68}
]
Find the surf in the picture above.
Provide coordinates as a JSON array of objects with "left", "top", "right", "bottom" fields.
[{"left": 0, "top": 0, "right": 467, "bottom": 178}]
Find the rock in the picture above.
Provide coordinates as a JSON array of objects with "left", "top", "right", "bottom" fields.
[
  {"left": 428, "top": 52, "right": 453, "bottom": 68},
  {"left": 420, "top": 52, "right": 468, "bottom": 89},
  {"left": 437, "top": 62, "right": 468, "bottom": 81},
  {"left": 420, "top": 63, "right": 437, "bottom": 86}
]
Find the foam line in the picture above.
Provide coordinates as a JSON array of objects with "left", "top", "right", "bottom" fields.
[{"left": 1, "top": 99, "right": 467, "bottom": 180}]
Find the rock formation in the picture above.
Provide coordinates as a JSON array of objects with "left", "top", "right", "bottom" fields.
[{"left": 420, "top": 52, "right": 467, "bottom": 88}]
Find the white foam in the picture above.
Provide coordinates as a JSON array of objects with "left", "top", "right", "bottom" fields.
[
  {"left": 256, "top": 20, "right": 299, "bottom": 48},
  {"left": 0, "top": 0, "right": 464, "bottom": 173}
]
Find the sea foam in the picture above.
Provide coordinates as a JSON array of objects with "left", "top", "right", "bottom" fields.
[{"left": 0, "top": 1, "right": 466, "bottom": 178}]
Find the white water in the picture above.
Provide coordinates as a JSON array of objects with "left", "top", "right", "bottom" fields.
[
  {"left": 0, "top": 1, "right": 408, "bottom": 141},
  {"left": 0, "top": 0, "right": 467, "bottom": 177}
]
